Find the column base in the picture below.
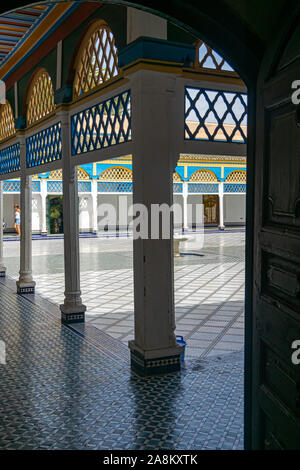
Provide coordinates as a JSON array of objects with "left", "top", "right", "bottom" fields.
[
  {"left": 129, "top": 340, "right": 182, "bottom": 377},
  {"left": 16, "top": 280, "right": 36, "bottom": 294},
  {"left": 218, "top": 225, "right": 225, "bottom": 231},
  {"left": 40, "top": 231, "right": 48, "bottom": 237},
  {"left": 60, "top": 304, "right": 86, "bottom": 324},
  {"left": 0, "top": 267, "right": 6, "bottom": 278}
]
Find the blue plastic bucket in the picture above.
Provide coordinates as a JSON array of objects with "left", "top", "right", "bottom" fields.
[{"left": 176, "top": 335, "right": 186, "bottom": 362}]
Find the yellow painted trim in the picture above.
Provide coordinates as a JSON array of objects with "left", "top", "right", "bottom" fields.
[
  {"left": 177, "top": 160, "right": 246, "bottom": 168},
  {"left": 221, "top": 167, "right": 224, "bottom": 178},
  {"left": 69, "top": 75, "right": 130, "bottom": 110},
  {"left": 184, "top": 165, "right": 188, "bottom": 178}
]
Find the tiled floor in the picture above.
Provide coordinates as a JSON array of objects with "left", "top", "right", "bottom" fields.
[
  {"left": 0, "top": 276, "right": 244, "bottom": 450},
  {"left": 4, "top": 229, "right": 245, "bottom": 359}
]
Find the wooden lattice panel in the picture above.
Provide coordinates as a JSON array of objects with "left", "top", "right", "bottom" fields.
[
  {"left": 73, "top": 21, "right": 118, "bottom": 97},
  {"left": 0, "top": 100, "right": 15, "bottom": 142},
  {"left": 99, "top": 167, "right": 132, "bottom": 181},
  {"left": 195, "top": 40, "right": 235, "bottom": 72},
  {"left": 48, "top": 167, "right": 89, "bottom": 180},
  {"left": 189, "top": 169, "right": 218, "bottom": 182},
  {"left": 27, "top": 69, "right": 55, "bottom": 125},
  {"left": 225, "top": 170, "right": 246, "bottom": 183},
  {"left": 173, "top": 172, "right": 181, "bottom": 182}
]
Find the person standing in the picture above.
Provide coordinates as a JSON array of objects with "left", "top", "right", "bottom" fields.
[{"left": 14, "top": 204, "right": 21, "bottom": 237}]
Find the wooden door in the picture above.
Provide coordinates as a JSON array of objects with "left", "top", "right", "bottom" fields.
[{"left": 251, "top": 19, "right": 300, "bottom": 449}]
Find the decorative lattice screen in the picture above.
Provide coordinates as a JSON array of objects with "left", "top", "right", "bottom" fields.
[
  {"left": 26, "top": 69, "right": 55, "bottom": 125},
  {"left": 173, "top": 172, "right": 181, "bottom": 182},
  {"left": 71, "top": 91, "right": 131, "bottom": 155},
  {"left": 173, "top": 183, "right": 183, "bottom": 193},
  {"left": 99, "top": 166, "right": 132, "bottom": 181},
  {"left": 185, "top": 87, "right": 247, "bottom": 143},
  {"left": 48, "top": 167, "right": 89, "bottom": 180},
  {"left": 77, "top": 168, "right": 89, "bottom": 180},
  {"left": 188, "top": 183, "right": 219, "bottom": 194},
  {"left": 189, "top": 169, "right": 218, "bottom": 182},
  {"left": 73, "top": 21, "right": 118, "bottom": 97},
  {"left": 26, "top": 122, "right": 62, "bottom": 168},
  {"left": 225, "top": 170, "right": 246, "bottom": 183},
  {"left": 0, "top": 143, "right": 20, "bottom": 175},
  {"left": 224, "top": 183, "right": 246, "bottom": 193},
  {"left": 195, "top": 40, "right": 235, "bottom": 72},
  {"left": 0, "top": 101, "right": 15, "bottom": 142},
  {"left": 97, "top": 181, "right": 133, "bottom": 193},
  {"left": 48, "top": 169, "right": 62, "bottom": 179}
]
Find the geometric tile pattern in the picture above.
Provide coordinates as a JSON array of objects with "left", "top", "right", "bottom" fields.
[
  {"left": 0, "top": 280, "right": 243, "bottom": 450},
  {"left": 71, "top": 91, "right": 131, "bottom": 156},
  {"left": 0, "top": 143, "right": 20, "bottom": 175},
  {"left": 26, "top": 122, "right": 62, "bottom": 168},
  {"left": 185, "top": 87, "right": 247, "bottom": 143},
  {"left": 17, "top": 231, "right": 245, "bottom": 360}
]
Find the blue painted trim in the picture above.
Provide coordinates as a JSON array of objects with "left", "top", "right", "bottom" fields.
[{"left": 119, "top": 36, "right": 196, "bottom": 68}]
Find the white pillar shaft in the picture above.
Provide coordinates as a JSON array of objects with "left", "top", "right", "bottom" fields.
[
  {"left": 59, "top": 111, "right": 86, "bottom": 323},
  {"left": 40, "top": 180, "right": 47, "bottom": 235},
  {"left": 17, "top": 174, "right": 35, "bottom": 292},
  {"left": 128, "top": 71, "right": 182, "bottom": 374},
  {"left": 17, "top": 137, "right": 35, "bottom": 293},
  {"left": 0, "top": 181, "right": 6, "bottom": 276},
  {"left": 219, "top": 183, "right": 225, "bottom": 230},
  {"left": 182, "top": 181, "right": 189, "bottom": 231},
  {"left": 91, "top": 180, "right": 98, "bottom": 234}
]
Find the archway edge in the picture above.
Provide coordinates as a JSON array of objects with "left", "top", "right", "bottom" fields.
[{"left": 0, "top": 0, "right": 262, "bottom": 87}]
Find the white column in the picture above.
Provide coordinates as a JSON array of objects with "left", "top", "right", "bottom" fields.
[
  {"left": 40, "top": 179, "right": 47, "bottom": 235},
  {"left": 128, "top": 70, "right": 182, "bottom": 376},
  {"left": 219, "top": 182, "right": 225, "bottom": 230},
  {"left": 59, "top": 111, "right": 86, "bottom": 324},
  {"left": 0, "top": 181, "right": 6, "bottom": 277},
  {"left": 17, "top": 136, "right": 35, "bottom": 293},
  {"left": 127, "top": 7, "right": 167, "bottom": 43},
  {"left": 91, "top": 179, "right": 98, "bottom": 234},
  {"left": 182, "top": 181, "right": 189, "bottom": 231}
]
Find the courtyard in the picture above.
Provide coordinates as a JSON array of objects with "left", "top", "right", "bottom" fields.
[
  {"left": 4, "top": 229, "right": 245, "bottom": 359},
  {"left": 0, "top": 228, "right": 245, "bottom": 450}
]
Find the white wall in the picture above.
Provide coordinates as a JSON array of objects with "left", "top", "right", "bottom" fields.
[
  {"left": 173, "top": 195, "right": 184, "bottom": 228},
  {"left": 187, "top": 195, "right": 204, "bottom": 227},
  {"left": 3, "top": 194, "right": 20, "bottom": 231},
  {"left": 127, "top": 7, "right": 167, "bottom": 43},
  {"left": 32, "top": 195, "right": 41, "bottom": 233},
  {"left": 79, "top": 196, "right": 93, "bottom": 232},
  {"left": 97, "top": 194, "right": 133, "bottom": 230},
  {"left": 224, "top": 194, "right": 246, "bottom": 224}
]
